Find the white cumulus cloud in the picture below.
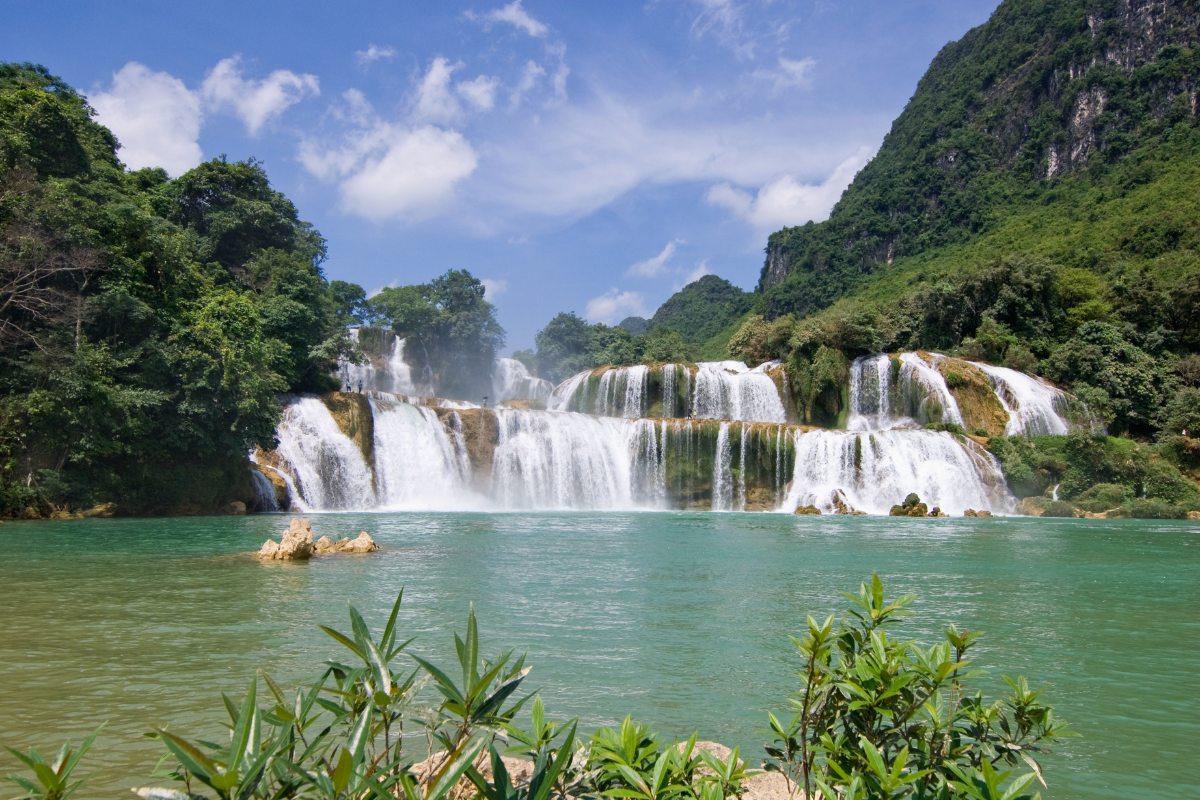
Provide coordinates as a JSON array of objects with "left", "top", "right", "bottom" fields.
[
  {"left": 481, "top": 278, "right": 508, "bottom": 299},
  {"left": 91, "top": 62, "right": 202, "bottom": 177},
  {"left": 585, "top": 289, "right": 649, "bottom": 325},
  {"left": 356, "top": 45, "right": 396, "bottom": 64},
  {"left": 201, "top": 56, "right": 319, "bottom": 135},
  {"left": 413, "top": 57, "right": 464, "bottom": 124},
  {"left": 706, "top": 147, "right": 872, "bottom": 230},
  {"left": 484, "top": 0, "right": 547, "bottom": 37},
  {"left": 339, "top": 126, "right": 478, "bottom": 221},
  {"left": 627, "top": 239, "right": 683, "bottom": 278},
  {"left": 457, "top": 75, "right": 500, "bottom": 110}
]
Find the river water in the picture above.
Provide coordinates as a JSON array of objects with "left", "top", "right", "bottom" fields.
[{"left": 0, "top": 513, "right": 1196, "bottom": 799}]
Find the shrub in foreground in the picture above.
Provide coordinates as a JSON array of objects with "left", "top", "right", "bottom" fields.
[{"left": 5, "top": 577, "right": 1070, "bottom": 800}]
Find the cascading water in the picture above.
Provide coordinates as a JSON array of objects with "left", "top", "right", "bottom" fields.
[
  {"left": 369, "top": 397, "right": 474, "bottom": 509},
  {"left": 691, "top": 361, "right": 787, "bottom": 423},
  {"left": 847, "top": 354, "right": 904, "bottom": 431},
  {"left": 337, "top": 329, "right": 420, "bottom": 395},
  {"left": 784, "top": 429, "right": 1011, "bottom": 516},
  {"left": 249, "top": 469, "right": 279, "bottom": 512},
  {"left": 490, "top": 411, "right": 646, "bottom": 509},
  {"left": 492, "top": 358, "right": 554, "bottom": 405},
  {"left": 898, "top": 353, "right": 964, "bottom": 425},
  {"left": 971, "top": 362, "right": 1071, "bottom": 436},
  {"left": 273, "top": 396, "right": 375, "bottom": 510}
]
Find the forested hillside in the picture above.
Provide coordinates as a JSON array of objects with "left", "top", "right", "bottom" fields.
[{"left": 721, "top": 0, "right": 1200, "bottom": 442}]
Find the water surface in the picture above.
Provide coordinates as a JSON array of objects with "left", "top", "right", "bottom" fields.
[{"left": 0, "top": 513, "right": 1196, "bottom": 800}]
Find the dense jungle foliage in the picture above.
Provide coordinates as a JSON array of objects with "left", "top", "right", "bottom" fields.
[
  {"left": 0, "top": 63, "right": 355, "bottom": 517},
  {"left": 7, "top": 578, "right": 1069, "bottom": 800}
]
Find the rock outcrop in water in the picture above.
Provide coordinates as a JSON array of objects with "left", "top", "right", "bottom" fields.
[
  {"left": 258, "top": 519, "right": 380, "bottom": 558},
  {"left": 258, "top": 518, "right": 314, "bottom": 559},
  {"left": 313, "top": 531, "right": 379, "bottom": 554}
]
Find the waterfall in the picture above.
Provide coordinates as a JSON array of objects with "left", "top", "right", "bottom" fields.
[
  {"left": 273, "top": 396, "right": 375, "bottom": 510},
  {"left": 847, "top": 354, "right": 901, "bottom": 431},
  {"left": 547, "top": 370, "right": 592, "bottom": 412},
  {"left": 692, "top": 361, "right": 787, "bottom": 423},
  {"left": 249, "top": 469, "right": 279, "bottom": 512},
  {"left": 266, "top": 394, "right": 1015, "bottom": 515},
  {"left": 490, "top": 411, "right": 650, "bottom": 509},
  {"left": 784, "top": 429, "right": 1011, "bottom": 516},
  {"left": 970, "top": 362, "right": 1071, "bottom": 436},
  {"left": 898, "top": 354, "right": 964, "bottom": 426},
  {"left": 369, "top": 397, "right": 475, "bottom": 509},
  {"left": 492, "top": 358, "right": 554, "bottom": 404},
  {"left": 711, "top": 422, "right": 734, "bottom": 511},
  {"left": 337, "top": 328, "right": 419, "bottom": 396}
]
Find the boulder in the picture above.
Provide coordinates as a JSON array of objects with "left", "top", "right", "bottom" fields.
[
  {"left": 964, "top": 509, "right": 993, "bottom": 518},
  {"left": 741, "top": 771, "right": 798, "bottom": 800},
  {"left": 19, "top": 506, "right": 41, "bottom": 520},
  {"left": 49, "top": 510, "right": 82, "bottom": 520},
  {"left": 340, "top": 531, "right": 379, "bottom": 553},
  {"left": 793, "top": 505, "right": 821, "bottom": 515},
  {"left": 1188, "top": 510, "right": 1200, "bottom": 520},
  {"left": 81, "top": 502, "right": 116, "bottom": 518},
  {"left": 928, "top": 506, "right": 948, "bottom": 517},
  {"left": 830, "top": 490, "right": 867, "bottom": 516},
  {"left": 258, "top": 518, "right": 314, "bottom": 560},
  {"left": 312, "top": 531, "right": 379, "bottom": 555},
  {"left": 225, "top": 501, "right": 247, "bottom": 516},
  {"left": 889, "top": 502, "right": 928, "bottom": 517}
]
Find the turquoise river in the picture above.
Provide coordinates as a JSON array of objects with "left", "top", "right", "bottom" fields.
[{"left": 1, "top": 513, "right": 1197, "bottom": 800}]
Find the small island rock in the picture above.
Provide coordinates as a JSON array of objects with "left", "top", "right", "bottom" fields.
[
  {"left": 258, "top": 518, "right": 314, "bottom": 560},
  {"left": 793, "top": 505, "right": 821, "bottom": 515}
]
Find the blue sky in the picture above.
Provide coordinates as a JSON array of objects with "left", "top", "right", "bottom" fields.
[{"left": 7, "top": 1, "right": 998, "bottom": 350}]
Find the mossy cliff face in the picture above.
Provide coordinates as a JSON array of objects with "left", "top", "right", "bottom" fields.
[{"left": 929, "top": 355, "right": 1010, "bottom": 437}]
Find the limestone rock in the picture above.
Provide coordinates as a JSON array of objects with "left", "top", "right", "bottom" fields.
[
  {"left": 831, "top": 490, "right": 867, "bottom": 516},
  {"left": 1189, "top": 510, "right": 1200, "bottom": 521},
  {"left": 313, "top": 531, "right": 379, "bottom": 555},
  {"left": 793, "top": 505, "right": 821, "bottom": 515},
  {"left": 19, "top": 506, "right": 41, "bottom": 520},
  {"left": 742, "top": 771, "right": 798, "bottom": 800},
  {"left": 928, "top": 506, "right": 948, "bottom": 517},
  {"left": 258, "top": 518, "right": 314, "bottom": 560},
  {"left": 964, "top": 509, "right": 993, "bottom": 518},
  {"left": 225, "top": 501, "right": 247, "bottom": 516},
  {"left": 341, "top": 531, "right": 379, "bottom": 553},
  {"left": 82, "top": 502, "right": 115, "bottom": 518},
  {"left": 49, "top": 510, "right": 82, "bottom": 520}
]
